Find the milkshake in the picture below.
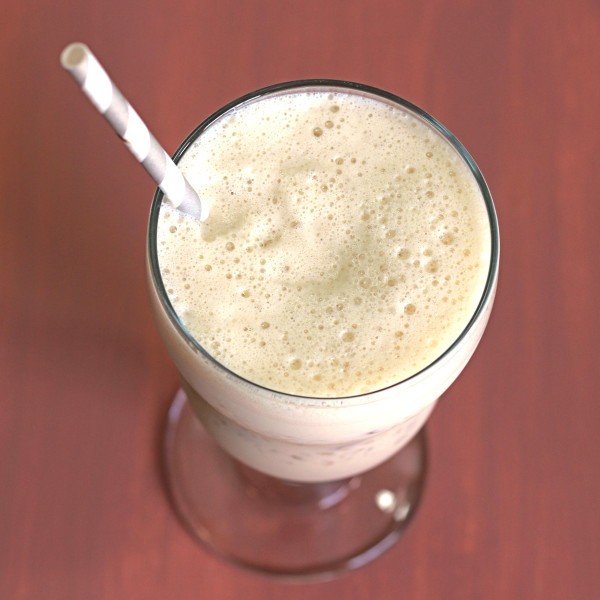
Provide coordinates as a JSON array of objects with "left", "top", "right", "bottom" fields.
[{"left": 148, "top": 84, "right": 497, "bottom": 482}]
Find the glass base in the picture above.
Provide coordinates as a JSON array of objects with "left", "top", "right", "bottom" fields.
[{"left": 164, "top": 389, "right": 427, "bottom": 580}]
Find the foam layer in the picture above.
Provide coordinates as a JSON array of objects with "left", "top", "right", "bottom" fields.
[{"left": 157, "top": 89, "right": 491, "bottom": 397}]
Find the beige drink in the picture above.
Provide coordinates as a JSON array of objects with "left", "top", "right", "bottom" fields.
[{"left": 148, "top": 84, "right": 497, "bottom": 482}]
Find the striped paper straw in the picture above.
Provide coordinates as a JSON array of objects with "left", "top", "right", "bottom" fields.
[{"left": 60, "top": 43, "right": 206, "bottom": 220}]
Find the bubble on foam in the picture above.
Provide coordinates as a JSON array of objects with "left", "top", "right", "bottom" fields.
[
  {"left": 156, "top": 88, "right": 491, "bottom": 397},
  {"left": 404, "top": 304, "right": 416, "bottom": 315}
]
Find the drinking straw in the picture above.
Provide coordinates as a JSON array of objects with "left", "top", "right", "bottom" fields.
[{"left": 60, "top": 43, "right": 206, "bottom": 220}]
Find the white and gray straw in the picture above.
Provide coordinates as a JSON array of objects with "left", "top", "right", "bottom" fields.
[{"left": 60, "top": 43, "right": 206, "bottom": 220}]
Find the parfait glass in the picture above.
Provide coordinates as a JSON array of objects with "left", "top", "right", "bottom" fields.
[{"left": 146, "top": 80, "right": 499, "bottom": 579}]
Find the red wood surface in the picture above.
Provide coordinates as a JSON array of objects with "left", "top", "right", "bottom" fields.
[{"left": 1, "top": 1, "right": 598, "bottom": 598}]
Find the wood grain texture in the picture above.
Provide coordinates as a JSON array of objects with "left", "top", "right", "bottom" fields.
[{"left": 1, "top": 1, "right": 598, "bottom": 598}]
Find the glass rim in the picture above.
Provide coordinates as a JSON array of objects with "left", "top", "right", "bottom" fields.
[{"left": 148, "top": 79, "right": 500, "bottom": 403}]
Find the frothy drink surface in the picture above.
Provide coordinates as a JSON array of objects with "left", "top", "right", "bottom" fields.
[{"left": 157, "top": 90, "right": 491, "bottom": 397}]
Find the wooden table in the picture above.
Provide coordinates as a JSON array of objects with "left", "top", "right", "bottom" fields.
[{"left": 1, "top": 1, "right": 598, "bottom": 598}]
